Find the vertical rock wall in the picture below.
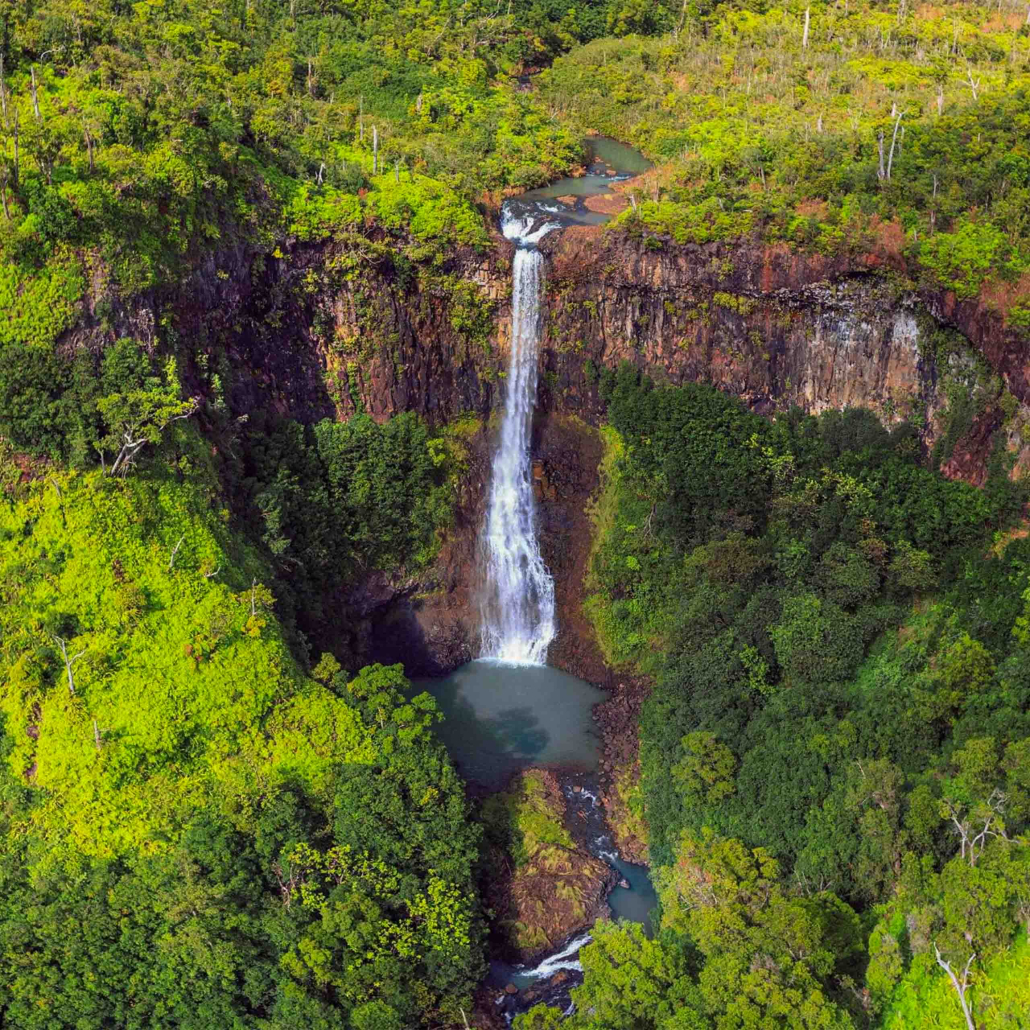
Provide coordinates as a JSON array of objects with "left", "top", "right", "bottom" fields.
[{"left": 100, "top": 227, "right": 1028, "bottom": 675}]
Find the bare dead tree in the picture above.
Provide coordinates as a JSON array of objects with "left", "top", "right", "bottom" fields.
[
  {"left": 107, "top": 430, "right": 150, "bottom": 476},
  {"left": 46, "top": 477, "right": 67, "bottom": 527},
  {"left": 0, "top": 54, "right": 8, "bottom": 128},
  {"left": 51, "top": 635, "right": 86, "bottom": 697},
  {"left": 167, "top": 535, "right": 185, "bottom": 571},
  {"left": 93, "top": 719, "right": 102, "bottom": 752},
  {"left": 29, "top": 66, "right": 41, "bottom": 122},
  {"left": 936, "top": 81, "right": 944, "bottom": 116},
  {"left": 83, "top": 122, "right": 94, "bottom": 172},
  {"left": 105, "top": 397, "right": 198, "bottom": 478},
  {"left": 887, "top": 110, "right": 904, "bottom": 179},
  {"left": 933, "top": 944, "right": 977, "bottom": 1030},
  {"left": 803, "top": 6, "right": 811, "bottom": 48},
  {"left": 10, "top": 106, "right": 18, "bottom": 192},
  {"left": 372, "top": 124, "right": 379, "bottom": 174},
  {"left": 674, "top": 0, "right": 690, "bottom": 39},
  {"left": 877, "top": 130, "right": 886, "bottom": 180},
  {"left": 965, "top": 64, "right": 980, "bottom": 101},
  {"left": 943, "top": 791, "right": 1012, "bottom": 866},
  {"left": 271, "top": 858, "right": 301, "bottom": 910}
]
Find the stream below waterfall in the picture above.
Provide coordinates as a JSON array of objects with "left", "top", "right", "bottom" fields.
[
  {"left": 416, "top": 662, "right": 659, "bottom": 1006},
  {"left": 418, "top": 137, "right": 653, "bottom": 1020}
]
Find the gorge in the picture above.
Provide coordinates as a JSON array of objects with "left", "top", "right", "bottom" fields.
[{"left": 4, "top": 2, "right": 1030, "bottom": 1027}]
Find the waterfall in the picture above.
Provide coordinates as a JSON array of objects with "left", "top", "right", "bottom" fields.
[{"left": 479, "top": 210, "right": 559, "bottom": 665}]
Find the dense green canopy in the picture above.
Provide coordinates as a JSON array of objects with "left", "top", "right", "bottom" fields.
[
  {"left": 558, "top": 368, "right": 1030, "bottom": 1030},
  {"left": 0, "top": 465, "right": 483, "bottom": 1027},
  {"left": 1, "top": 0, "right": 1029, "bottom": 1026}
]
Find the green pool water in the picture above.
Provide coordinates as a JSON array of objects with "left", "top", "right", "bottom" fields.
[
  {"left": 502, "top": 135, "right": 652, "bottom": 228},
  {"left": 415, "top": 659, "right": 605, "bottom": 790}
]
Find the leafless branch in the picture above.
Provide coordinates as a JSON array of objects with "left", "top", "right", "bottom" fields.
[
  {"left": 167, "top": 535, "right": 185, "bottom": 571},
  {"left": 934, "top": 943, "right": 977, "bottom": 1030},
  {"left": 51, "top": 635, "right": 86, "bottom": 697}
]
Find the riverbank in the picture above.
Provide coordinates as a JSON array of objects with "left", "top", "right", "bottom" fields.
[
  {"left": 480, "top": 768, "right": 615, "bottom": 964},
  {"left": 475, "top": 765, "right": 658, "bottom": 1024},
  {"left": 594, "top": 679, "right": 651, "bottom": 865},
  {"left": 415, "top": 659, "right": 657, "bottom": 1020}
]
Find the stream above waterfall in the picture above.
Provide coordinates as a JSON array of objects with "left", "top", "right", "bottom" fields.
[{"left": 502, "top": 136, "right": 653, "bottom": 232}]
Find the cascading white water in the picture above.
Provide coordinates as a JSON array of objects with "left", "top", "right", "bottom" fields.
[{"left": 479, "top": 211, "right": 559, "bottom": 665}]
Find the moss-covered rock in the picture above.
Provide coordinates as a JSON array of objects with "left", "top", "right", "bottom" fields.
[{"left": 480, "top": 768, "right": 614, "bottom": 963}]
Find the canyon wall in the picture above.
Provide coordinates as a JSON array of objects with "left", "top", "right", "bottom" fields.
[
  {"left": 73, "top": 224, "right": 1030, "bottom": 676},
  {"left": 153, "top": 224, "right": 1030, "bottom": 476}
]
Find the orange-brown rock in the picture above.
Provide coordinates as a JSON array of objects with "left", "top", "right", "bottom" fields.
[
  {"left": 481, "top": 769, "right": 615, "bottom": 964},
  {"left": 583, "top": 192, "right": 628, "bottom": 215},
  {"left": 56, "top": 223, "right": 1030, "bottom": 676}
]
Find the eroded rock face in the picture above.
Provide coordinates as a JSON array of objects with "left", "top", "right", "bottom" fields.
[
  {"left": 480, "top": 768, "right": 614, "bottom": 965},
  {"left": 83, "top": 225, "right": 1029, "bottom": 468},
  {"left": 532, "top": 415, "right": 612, "bottom": 685},
  {"left": 238, "top": 231, "right": 1027, "bottom": 675},
  {"left": 71, "top": 226, "right": 1029, "bottom": 675}
]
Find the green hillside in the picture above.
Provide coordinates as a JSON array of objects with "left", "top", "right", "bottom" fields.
[{"left": 1, "top": 1, "right": 1029, "bottom": 1027}]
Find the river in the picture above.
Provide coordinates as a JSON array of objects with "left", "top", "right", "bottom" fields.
[
  {"left": 419, "top": 136, "right": 654, "bottom": 1020},
  {"left": 416, "top": 660, "right": 659, "bottom": 1011}
]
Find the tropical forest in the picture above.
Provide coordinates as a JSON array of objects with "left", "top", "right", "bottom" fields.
[{"left": 0, "top": 0, "right": 1029, "bottom": 1027}]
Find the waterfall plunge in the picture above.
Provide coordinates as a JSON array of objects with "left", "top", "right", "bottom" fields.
[{"left": 479, "top": 212, "right": 559, "bottom": 665}]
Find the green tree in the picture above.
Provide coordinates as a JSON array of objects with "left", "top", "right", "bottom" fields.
[
  {"left": 96, "top": 352, "right": 197, "bottom": 475},
  {"left": 673, "top": 731, "right": 737, "bottom": 811}
]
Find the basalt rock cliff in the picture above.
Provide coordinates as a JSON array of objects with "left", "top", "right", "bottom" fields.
[{"left": 73, "top": 223, "right": 1030, "bottom": 677}]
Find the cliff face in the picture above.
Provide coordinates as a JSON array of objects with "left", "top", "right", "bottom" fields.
[
  {"left": 537, "top": 228, "right": 1030, "bottom": 476},
  {"left": 541, "top": 230, "right": 932, "bottom": 420},
  {"left": 74, "top": 225, "right": 1030, "bottom": 676},
  {"left": 159, "top": 225, "right": 1029, "bottom": 475},
  {"left": 163, "top": 236, "right": 511, "bottom": 425}
]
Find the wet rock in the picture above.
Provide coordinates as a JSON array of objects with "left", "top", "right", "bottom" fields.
[
  {"left": 482, "top": 769, "right": 615, "bottom": 965},
  {"left": 583, "top": 192, "right": 628, "bottom": 216},
  {"left": 67, "top": 223, "right": 1023, "bottom": 697},
  {"left": 505, "top": 984, "right": 518, "bottom": 995}
]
